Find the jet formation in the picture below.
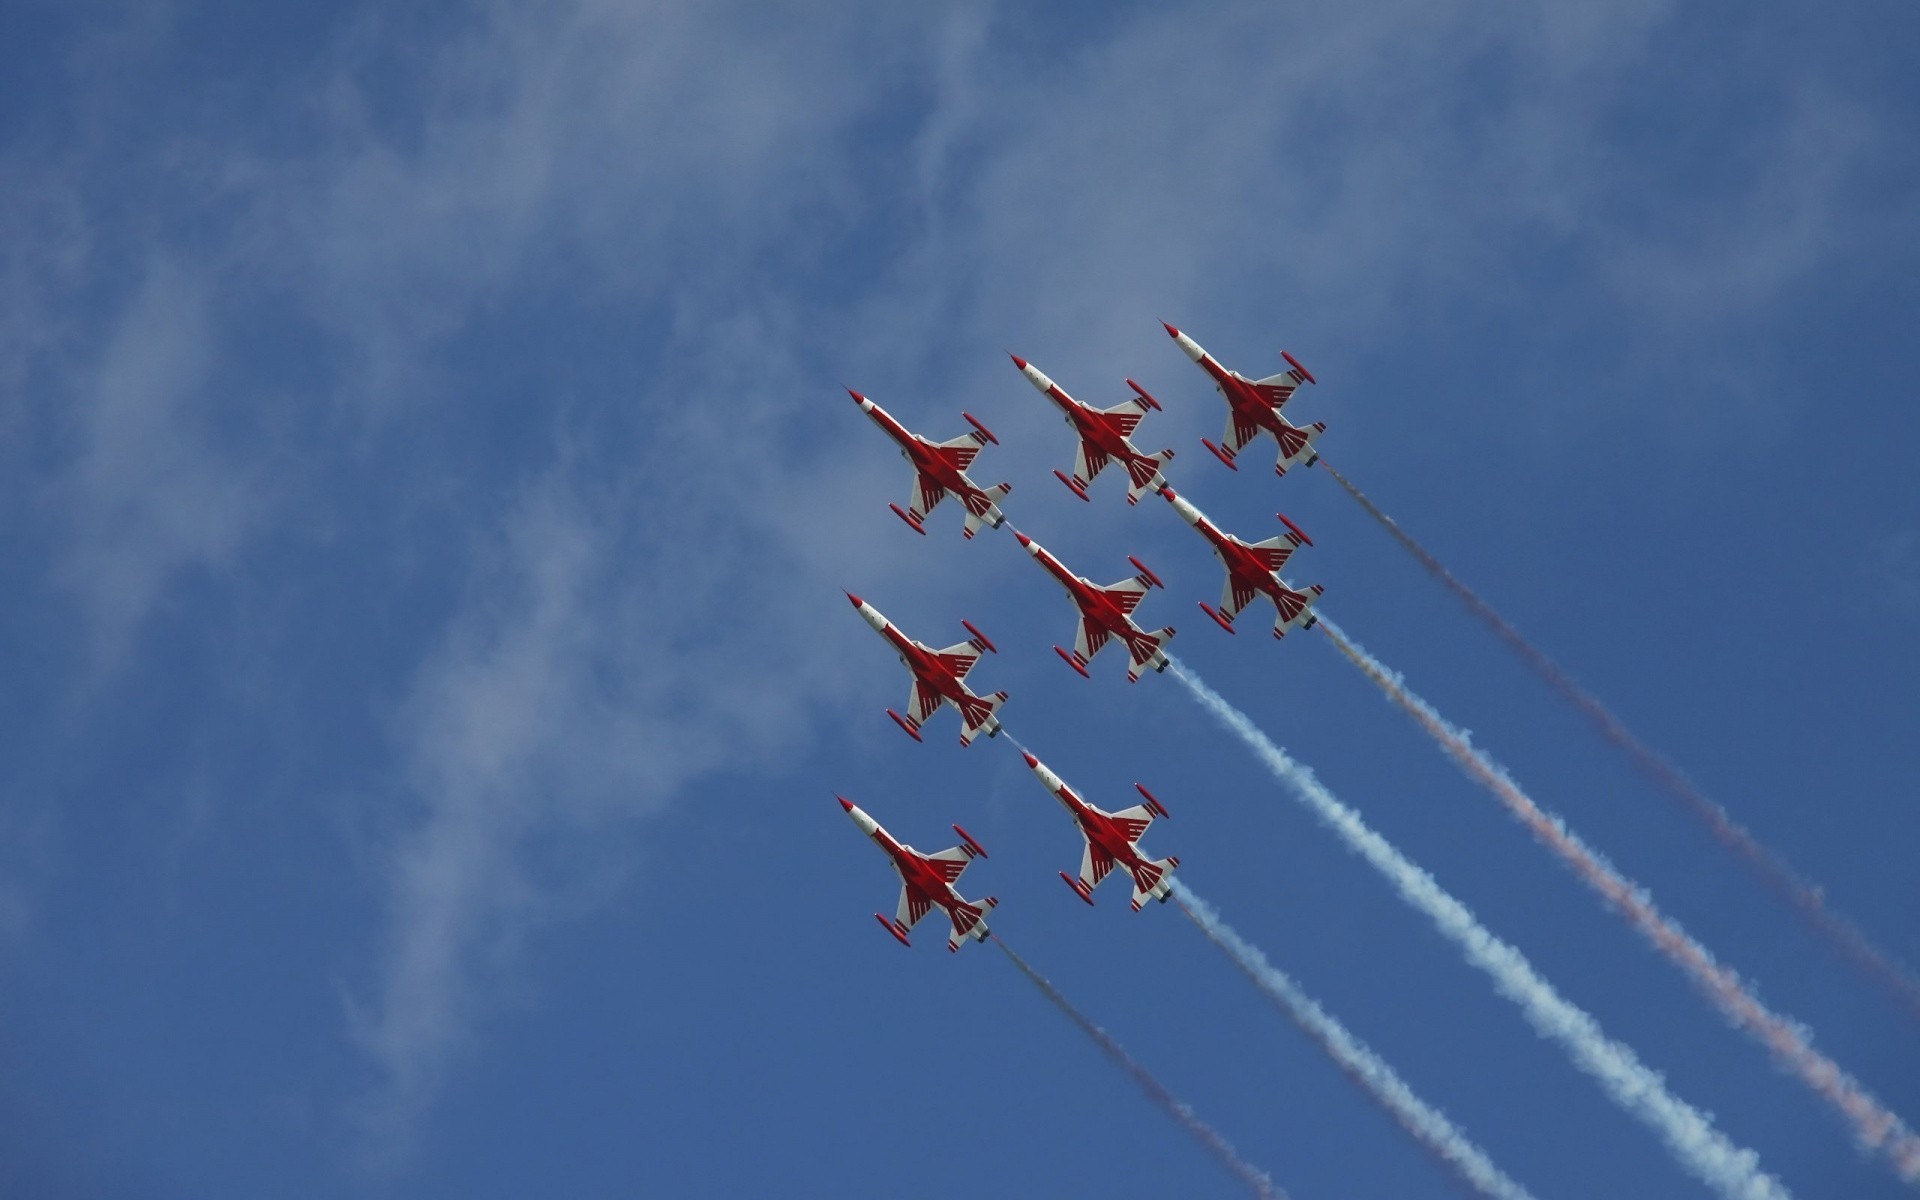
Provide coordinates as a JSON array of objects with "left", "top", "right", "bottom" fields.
[{"left": 841, "top": 322, "right": 1327, "bottom": 946}]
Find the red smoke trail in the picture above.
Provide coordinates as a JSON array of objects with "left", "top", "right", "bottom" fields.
[
  {"left": 995, "top": 938, "right": 1285, "bottom": 1199},
  {"left": 1319, "top": 458, "right": 1920, "bottom": 1022},
  {"left": 1321, "top": 621, "right": 1920, "bottom": 1184}
]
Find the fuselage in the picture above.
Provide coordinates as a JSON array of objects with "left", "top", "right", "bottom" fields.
[
  {"left": 1062, "top": 789, "right": 1151, "bottom": 872},
  {"left": 1031, "top": 544, "right": 1135, "bottom": 637},
  {"left": 846, "top": 802, "right": 970, "bottom": 918},
  {"left": 1020, "top": 359, "right": 1153, "bottom": 468},
  {"left": 1213, "top": 537, "right": 1286, "bottom": 601},
  {"left": 1166, "top": 489, "right": 1287, "bottom": 601},
  {"left": 854, "top": 393, "right": 974, "bottom": 496},
  {"left": 1168, "top": 325, "right": 1287, "bottom": 436},
  {"left": 1028, "top": 758, "right": 1154, "bottom": 872},
  {"left": 853, "top": 597, "right": 970, "bottom": 705}
]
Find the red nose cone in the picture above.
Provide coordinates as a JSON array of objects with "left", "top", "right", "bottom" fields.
[
  {"left": 1009, "top": 353, "right": 1028, "bottom": 370},
  {"left": 1022, "top": 752, "right": 1039, "bottom": 768},
  {"left": 845, "top": 592, "right": 864, "bottom": 608},
  {"left": 846, "top": 388, "right": 865, "bottom": 403},
  {"left": 1162, "top": 322, "right": 1180, "bottom": 338},
  {"left": 1160, "top": 486, "right": 1178, "bottom": 501},
  {"left": 838, "top": 796, "right": 854, "bottom": 812},
  {"left": 1014, "top": 531, "right": 1031, "bottom": 547}
]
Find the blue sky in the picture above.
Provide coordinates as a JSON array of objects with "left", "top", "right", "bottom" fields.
[{"left": 3, "top": 2, "right": 1918, "bottom": 1196}]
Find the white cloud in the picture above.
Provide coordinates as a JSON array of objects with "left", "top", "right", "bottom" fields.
[{"left": 53, "top": 256, "right": 271, "bottom": 671}]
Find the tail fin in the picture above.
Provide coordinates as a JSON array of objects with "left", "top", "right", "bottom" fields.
[
  {"left": 1123, "top": 449, "right": 1176, "bottom": 504},
  {"left": 960, "top": 482, "right": 1012, "bottom": 538},
  {"left": 1128, "top": 857, "right": 1180, "bottom": 910},
  {"left": 956, "top": 690, "right": 1009, "bottom": 745},
  {"left": 947, "top": 896, "right": 998, "bottom": 951},
  {"left": 1124, "top": 627, "right": 1177, "bottom": 682}
]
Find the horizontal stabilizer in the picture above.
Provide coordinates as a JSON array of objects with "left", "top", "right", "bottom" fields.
[
  {"left": 1123, "top": 449, "right": 1176, "bottom": 503},
  {"left": 960, "top": 483, "right": 1012, "bottom": 539},
  {"left": 956, "top": 691, "right": 1008, "bottom": 745},
  {"left": 1270, "top": 583, "right": 1325, "bottom": 639},
  {"left": 1124, "top": 627, "right": 1176, "bottom": 682},
  {"left": 946, "top": 896, "right": 998, "bottom": 952},
  {"left": 1129, "top": 856, "right": 1180, "bottom": 911}
]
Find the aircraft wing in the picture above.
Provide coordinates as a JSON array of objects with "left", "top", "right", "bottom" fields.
[
  {"left": 906, "top": 678, "right": 945, "bottom": 725},
  {"left": 1218, "top": 574, "right": 1259, "bottom": 623},
  {"left": 1074, "top": 439, "right": 1112, "bottom": 486},
  {"left": 1220, "top": 411, "right": 1263, "bottom": 457},
  {"left": 907, "top": 473, "right": 949, "bottom": 523},
  {"left": 1246, "top": 535, "right": 1298, "bottom": 573},
  {"left": 936, "top": 436, "right": 982, "bottom": 472},
  {"left": 1108, "top": 804, "right": 1157, "bottom": 844},
  {"left": 1098, "top": 402, "right": 1145, "bottom": 437},
  {"left": 1248, "top": 371, "right": 1304, "bottom": 411},
  {"left": 1072, "top": 618, "right": 1112, "bottom": 665},
  {"left": 895, "top": 884, "right": 936, "bottom": 932},
  {"left": 933, "top": 643, "right": 981, "bottom": 680},
  {"left": 1098, "top": 576, "right": 1150, "bottom": 615},
  {"left": 923, "top": 845, "right": 975, "bottom": 884},
  {"left": 1078, "top": 841, "right": 1119, "bottom": 890}
]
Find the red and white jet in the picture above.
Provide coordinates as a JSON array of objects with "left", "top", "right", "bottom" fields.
[
  {"left": 1011, "top": 530, "right": 1176, "bottom": 682},
  {"left": 848, "top": 593, "right": 1008, "bottom": 745},
  {"left": 1009, "top": 355, "right": 1175, "bottom": 505},
  {"left": 1021, "top": 753, "right": 1179, "bottom": 911},
  {"left": 840, "top": 797, "right": 997, "bottom": 952},
  {"left": 1162, "top": 487, "right": 1323, "bottom": 639},
  {"left": 847, "top": 389, "right": 1011, "bottom": 538},
  {"left": 1162, "top": 323, "right": 1324, "bottom": 477}
]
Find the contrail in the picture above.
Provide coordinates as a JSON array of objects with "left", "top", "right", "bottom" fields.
[
  {"left": 1167, "top": 659, "right": 1791, "bottom": 1200},
  {"left": 1172, "top": 882, "right": 1537, "bottom": 1200},
  {"left": 994, "top": 937, "right": 1285, "bottom": 1199},
  {"left": 1318, "top": 458, "right": 1920, "bottom": 1020},
  {"left": 1319, "top": 618, "right": 1920, "bottom": 1183}
]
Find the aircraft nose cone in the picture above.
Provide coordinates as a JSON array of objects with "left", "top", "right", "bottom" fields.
[
  {"left": 846, "top": 388, "right": 866, "bottom": 403},
  {"left": 845, "top": 592, "right": 864, "bottom": 608},
  {"left": 1161, "top": 322, "right": 1180, "bottom": 338},
  {"left": 838, "top": 796, "right": 855, "bottom": 813},
  {"left": 1021, "top": 752, "right": 1039, "bottom": 768},
  {"left": 1014, "top": 531, "right": 1031, "bottom": 548},
  {"left": 1160, "top": 486, "right": 1178, "bottom": 501},
  {"left": 1009, "top": 353, "right": 1028, "bottom": 371}
]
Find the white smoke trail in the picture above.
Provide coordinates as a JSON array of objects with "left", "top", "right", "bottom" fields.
[
  {"left": 1319, "top": 458, "right": 1920, "bottom": 1023},
  {"left": 996, "top": 938, "right": 1285, "bottom": 1199},
  {"left": 1173, "top": 882, "right": 1537, "bottom": 1200},
  {"left": 1318, "top": 617, "right": 1920, "bottom": 1183},
  {"left": 1167, "top": 659, "right": 1792, "bottom": 1200}
]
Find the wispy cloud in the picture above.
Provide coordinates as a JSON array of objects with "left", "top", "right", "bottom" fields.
[{"left": 52, "top": 256, "right": 270, "bottom": 672}]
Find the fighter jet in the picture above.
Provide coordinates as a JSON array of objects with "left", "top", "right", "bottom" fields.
[
  {"left": 1162, "top": 487, "right": 1323, "bottom": 639},
  {"left": 847, "top": 389, "right": 1011, "bottom": 538},
  {"left": 1009, "top": 355, "right": 1175, "bottom": 505},
  {"left": 1011, "top": 529, "right": 1176, "bottom": 682},
  {"left": 847, "top": 593, "right": 1008, "bottom": 745},
  {"left": 1162, "top": 323, "right": 1324, "bottom": 477},
  {"left": 1021, "top": 753, "right": 1179, "bottom": 911},
  {"left": 840, "top": 797, "right": 998, "bottom": 952}
]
